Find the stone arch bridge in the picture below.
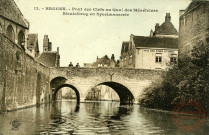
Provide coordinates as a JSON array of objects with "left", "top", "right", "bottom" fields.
[{"left": 50, "top": 67, "right": 162, "bottom": 104}]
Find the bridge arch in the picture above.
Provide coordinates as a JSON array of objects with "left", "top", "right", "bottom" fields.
[
  {"left": 50, "top": 77, "right": 80, "bottom": 103},
  {"left": 52, "top": 84, "right": 80, "bottom": 103},
  {"left": 86, "top": 81, "right": 135, "bottom": 104},
  {"left": 50, "top": 76, "right": 67, "bottom": 89}
]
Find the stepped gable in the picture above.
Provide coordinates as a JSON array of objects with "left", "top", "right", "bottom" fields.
[{"left": 0, "top": 0, "right": 29, "bottom": 28}]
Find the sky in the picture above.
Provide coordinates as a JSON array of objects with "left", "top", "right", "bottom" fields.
[{"left": 14, "top": 0, "right": 191, "bottom": 67}]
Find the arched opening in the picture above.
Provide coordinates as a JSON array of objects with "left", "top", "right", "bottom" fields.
[
  {"left": 6, "top": 25, "right": 15, "bottom": 41},
  {"left": 52, "top": 84, "right": 80, "bottom": 103},
  {"left": 86, "top": 81, "right": 134, "bottom": 104},
  {"left": 50, "top": 77, "right": 80, "bottom": 103},
  {"left": 50, "top": 77, "right": 67, "bottom": 90},
  {"left": 86, "top": 85, "right": 120, "bottom": 102},
  {"left": 18, "top": 30, "right": 25, "bottom": 46}
]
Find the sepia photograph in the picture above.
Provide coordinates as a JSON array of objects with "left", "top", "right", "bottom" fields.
[{"left": 0, "top": 0, "right": 209, "bottom": 134}]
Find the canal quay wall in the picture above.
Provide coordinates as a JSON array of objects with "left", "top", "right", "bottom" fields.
[{"left": 0, "top": 34, "right": 51, "bottom": 112}]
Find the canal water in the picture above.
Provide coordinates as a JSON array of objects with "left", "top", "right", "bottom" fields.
[{"left": 0, "top": 100, "right": 208, "bottom": 135}]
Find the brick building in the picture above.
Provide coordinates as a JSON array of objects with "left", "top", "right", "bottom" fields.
[
  {"left": 179, "top": 1, "right": 209, "bottom": 55},
  {"left": 120, "top": 13, "right": 178, "bottom": 70}
]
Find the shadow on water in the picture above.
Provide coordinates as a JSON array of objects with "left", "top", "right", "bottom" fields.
[{"left": 110, "top": 105, "right": 133, "bottom": 120}]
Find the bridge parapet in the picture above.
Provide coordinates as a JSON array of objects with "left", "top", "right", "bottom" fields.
[{"left": 50, "top": 67, "right": 163, "bottom": 81}]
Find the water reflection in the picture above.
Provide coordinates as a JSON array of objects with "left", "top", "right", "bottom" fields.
[{"left": 0, "top": 100, "right": 208, "bottom": 135}]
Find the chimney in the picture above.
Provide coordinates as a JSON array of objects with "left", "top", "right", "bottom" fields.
[
  {"left": 48, "top": 42, "right": 52, "bottom": 51},
  {"left": 150, "top": 29, "right": 153, "bottom": 37},
  {"left": 43, "top": 35, "right": 49, "bottom": 52},
  {"left": 97, "top": 56, "right": 98, "bottom": 61},
  {"left": 111, "top": 54, "right": 115, "bottom": 61},
  {"left": 165, "top": 13, "right": 171, "bottom": 22},
  {"left": 155, "top": 23, "right": 160, "bottom": 31}
]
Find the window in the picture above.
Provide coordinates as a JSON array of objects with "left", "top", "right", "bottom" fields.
[
  {"left": 6, "top": 25, "right": 15, "bottom": 41},
  {"left": 170, "top": 54, "right": 177, "bottom": 63},
  {"left": 170, "top": 57, "right": 177, "bottom": 63},
  {"left": 155, "top": 53, "right": 162, "bottom": 63},
  {"left": 124, "top": 58, "right": 126, "bottom": 66},
  {"left": 18, "top": 30, "right": 25, "bottom": 46},
  {"left": 156, "top": 56, "right": 162, "bottom": 63},
  {"left": 129, "top": 55, "right": 133, "bottom": 64}
]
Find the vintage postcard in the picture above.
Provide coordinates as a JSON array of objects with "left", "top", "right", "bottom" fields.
[{"left": 0, "top": 0, "right": 208, "bottom": 134}]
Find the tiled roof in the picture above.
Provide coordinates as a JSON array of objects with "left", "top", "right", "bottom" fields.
[
  {"left": 0, "top": 0, "right": 29, "bottom": 28},
  {"left": 36, "top": 52, "right": 58, "bottom": 67},
  {"left": 133, "top": 36, "right": 178, "bottom": 49},
  {"left": 154, "top": 21, "right": 178, "bottom": 36},
  {"left": 121, "top": 41, "right": 129, "bottom": 54}
]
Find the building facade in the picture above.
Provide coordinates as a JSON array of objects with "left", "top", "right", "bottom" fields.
[
  {"left": 84, "top": 54, "right": 119, "bottom": 68},
  {"left": 179, "top": 1, "right": 209, "bottom": 55},
  {"left": 120, "top": 13, "right": 178, "bottom": 70},
  {"left": 0, "top": 0, "right": 29, "bottom": 50},
  {"left": 86, "top": 85, "right": 119, "bottom": 101}
]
